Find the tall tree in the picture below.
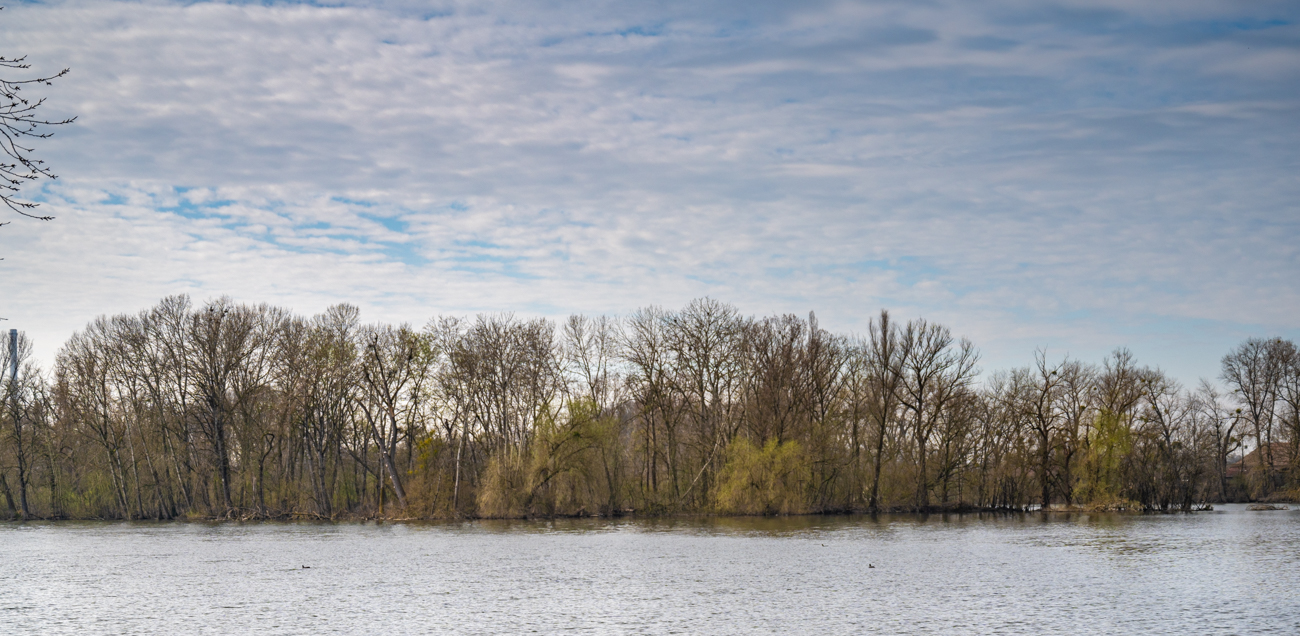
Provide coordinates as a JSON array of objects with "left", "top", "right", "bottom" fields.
[
  {"left": 2, "top": 329, "right": 39, "bottom": 518},
  {"left": 188, "top": 298, "right": 263, "bottom": 516},
  {"left": 897, "top": 319, "right": 978, "bottom": 510},
  {"left": 1023, "top": 350, "right": 1067, "bottom": 510},
  {"left": 864, "top": 310, "right": 905, "bottom": 512},
  {"left": 1221, "top": 338, "right": 1287, "bottom": 497},
  {"left": 665, "top": 298, "right": 743, "bottom": 508},
  {"left": 357, "top": 323, "right": 428, "bottom": 510}
]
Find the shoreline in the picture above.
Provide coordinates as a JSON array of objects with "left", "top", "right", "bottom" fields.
[{"left": 6, "top": 503, "right": 1277, "bottom": 524}]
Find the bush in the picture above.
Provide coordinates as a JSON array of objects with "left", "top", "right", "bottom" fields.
[{"left": 713, "top": 436, "right": 808, "bottom": 515}]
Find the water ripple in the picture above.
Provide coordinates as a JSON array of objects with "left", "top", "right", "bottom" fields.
[{"left": 1, "top": 505, "right": 1297, "bottom": 634}]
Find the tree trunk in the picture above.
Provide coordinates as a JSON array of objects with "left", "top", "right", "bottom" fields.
[
  {"left": 0, "top": 472, "right": 15, "bottom": 519},
  {"left": 916, "top": 435, "right": 929, "bottom": 510},
  {"left": 214, "top": 416, "right": 234, "bottom": 515},
  {"left": 1040, "top": 433, "right": 1052, "bottom": 510},
  {"left": 868, "top": 421, "right": 886, "bottom": 512}
]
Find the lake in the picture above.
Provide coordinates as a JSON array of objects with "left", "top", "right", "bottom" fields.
[{"left": 2, "top": 504, "right": 1297, "bottom": 634}]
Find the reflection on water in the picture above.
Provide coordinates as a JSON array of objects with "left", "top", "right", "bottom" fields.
[{"left": 2, "top": 504, "right": 1297, "bottom": 635}]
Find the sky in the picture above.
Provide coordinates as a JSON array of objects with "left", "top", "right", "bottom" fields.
[{"left": 1, "top": 0, "right": 1297, "bottom": 386}]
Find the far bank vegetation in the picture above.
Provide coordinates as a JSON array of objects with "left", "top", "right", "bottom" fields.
[{"left": 2, "top": 297, "right": 1297, "bottom": 521}]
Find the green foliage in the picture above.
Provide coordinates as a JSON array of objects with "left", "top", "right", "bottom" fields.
[
  {"left": 1076, "top": 409, "right": 1133, "bottom": 505},
  {"left": 57, "top": 469, "right": 118, "bottom": 519},
  {"left": 712, "top": 436, "right": 808, "bottom": 515},
  {"left": 477, "top": 450, "right": 530, "bottom": 518},
  {"left": 478, "top": 399, "right": 622, "bottom": 518}
]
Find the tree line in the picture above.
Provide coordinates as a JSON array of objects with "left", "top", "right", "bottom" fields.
[{"left": 1, "top": 296, "right": 1296, "bottom": 520}]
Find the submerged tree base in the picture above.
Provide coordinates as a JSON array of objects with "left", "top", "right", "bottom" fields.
[{"left": 2, "top": 500, "right": 1236, "bottom": 522}]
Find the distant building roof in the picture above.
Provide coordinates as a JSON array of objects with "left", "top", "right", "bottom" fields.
[{"left": 1226, "top": 443, "right": 1294, "bottom": 478}]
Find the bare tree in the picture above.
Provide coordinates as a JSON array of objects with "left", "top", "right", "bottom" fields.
[
  {"left": 665, "top": 298, "right": 743, "bottom": 508},
  {"left": 1, "top": 9, "right": 75, "bottom": 222},
  {"left": 863, "top": 310, "right": 905, "bottom": 512},
  {"left": 562, "top": 313, "right": 626, "bottom": 512},
  {"left": 141, "top": 296, "right": 199, "bottom": 513},
  {"left": 1023, "top": 350, "right": 1067, "bottom": 510},
  {"left": 1137, "top": 372, "right": 1199, "bottom": 509},
  {"left": 739, "top": 314, "right": 809, "bottom": 445},
  {"left": 623, "top": 306, "right": 680, "bottom": 506},
  {"left": 1270, "top": 341, "right": 1300, "bottom": 484},
  {"left": 798, "top": 312, "right": 848, "bottom": 508},
  {"left": 1054, "top": 359, "right": 1095, "bottom": 506},
  {"left": 1194, "top": 380, "right": 1241, "bottom": 501},
  {"left": 896, "top": 319, "right": 978, "bottom": 510},
  {"left": 2, "top": 329, "right": 40, "bottom": 518},
  {"left": 297, "top": 305, "right": 360, "bottom": 518},
  {"left": 973, "top": 371, "right": 1031, "bottom": 509},
  {"left": 356, "top": 323, "right": 427, "bottom": 511},
  {"left": 437, "top": 314, "right": 561, "bottom": 515},
  {"left": 188, "top": 298, "right": 263, "bottom": 516},
  {"left": 1221, "top": 338, "right": 1287, "bottom": 497}
]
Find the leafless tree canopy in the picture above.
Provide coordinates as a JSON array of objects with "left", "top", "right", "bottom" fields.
[
  {"left": 1, "top": 7, "right": 75, "bottom": 223},
  {"left": 1, "top": 296, "right": 1295, "bottom": 520}
]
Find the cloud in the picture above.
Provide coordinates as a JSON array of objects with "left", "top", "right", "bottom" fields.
[{"left": 1, "top": 0, "right": 1297, "bottom": 384}]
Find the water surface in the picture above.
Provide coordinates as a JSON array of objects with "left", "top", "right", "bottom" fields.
[{"left": 3, "top": 505, "right": 1297, "bottom": 634}]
